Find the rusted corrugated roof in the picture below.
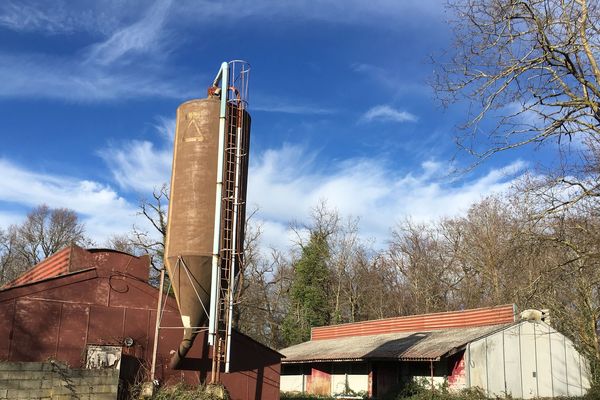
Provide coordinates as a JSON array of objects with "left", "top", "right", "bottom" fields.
[
  {"left": 311, "top": 304, "right": 515, "bottom": 340},
  {"left": 281, "top": 323, "right": 512, "bottom": 363},
  {"left": 5, "top": 246, "right": 72, "bottom": 288},
  {"left": 3, "top": 245, "right": 151, "bottom": 289}
]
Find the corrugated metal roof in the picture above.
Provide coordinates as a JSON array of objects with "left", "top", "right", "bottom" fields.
[
  {"left": 282, "top": 323, "right": 512, "bottom": 363},
  {"left": 5, "top": 246, "right": 72, "bottom": 288},
  {"left": 311, "top": 305, "right": 515, "bottom": 340}
]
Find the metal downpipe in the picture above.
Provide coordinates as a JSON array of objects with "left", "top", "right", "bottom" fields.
[{"left": 170, "top": 329, "right": 196, "bottom": 369}]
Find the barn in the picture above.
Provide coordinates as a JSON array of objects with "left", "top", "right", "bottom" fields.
[
  {"left": 0, "top": 245, "right": 282, "bottom": 400},
  {"left": 279, "top": 305, "right": 591, "bottom": 399}
]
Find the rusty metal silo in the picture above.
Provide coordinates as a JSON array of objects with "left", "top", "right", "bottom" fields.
[
  {"left": 164, "top": 61, "right": 251, "bottom": 371},
  {"left": 164, "top": 95, "right": 219, "bottom": 368}
]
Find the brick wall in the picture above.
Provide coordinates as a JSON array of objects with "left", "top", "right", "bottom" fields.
[{"left": 0, "top": 361, "right": 119, "bottom": 400}]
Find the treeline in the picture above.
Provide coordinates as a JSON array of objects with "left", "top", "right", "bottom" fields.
[{"left": 235, "top": 178, "right": 600, "bottom": 384}]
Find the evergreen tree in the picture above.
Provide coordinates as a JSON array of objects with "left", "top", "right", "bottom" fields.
[{"left": 282, "top": 231, "right": 332, "bottom": 345}]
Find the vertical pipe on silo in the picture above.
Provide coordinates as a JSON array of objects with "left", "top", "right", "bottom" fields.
[{"left": 208, "top": 62, "right": 229, "bottom": 346}]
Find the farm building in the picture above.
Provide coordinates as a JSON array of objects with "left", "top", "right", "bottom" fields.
[
  {"left": 0, "top": 245, "right": 282, "bottom": 400},
  {"left": 280, "top": 305, "right": 590, "bottom": 399}
]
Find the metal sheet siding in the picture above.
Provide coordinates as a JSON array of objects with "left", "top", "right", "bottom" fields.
[
  {"left": 311, "top": 305, "right": 516, "bottom": 340},
  {"left": 566, "top": 340, "right": 583, "bottom": 396},
  {"left": 536, "top": 323, "right": 553, "bottom": 397},
  {"left": 56, "top": 303, "right": 89, "bottom": 366},
  {"left": 468, "top": 338, "right": 488, "bottom": 393},
  {"left": 466, "top": 320, "right": 590, "bottom": 399},
  {"left": 503, "top": 324, "right": 523, "bottom": 398},
  {"left": 520, "top": 322, "right": 538, "bottom": 399},
  {"left": 486, "top": 334, "right": 505, "bottom": 396},
  {"left": 10, "top": 298, "right": 62, "bottom": 361},
  {"left": 551, "top": 329, "right": 568, "bottom": 396},
  {"left": 0, "top": 248, "right": 282, "bottom": 400}
]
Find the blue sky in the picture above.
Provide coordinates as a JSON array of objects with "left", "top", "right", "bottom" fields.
[{"left": 0, "top": 0, "right": 538, "bottom": 250}]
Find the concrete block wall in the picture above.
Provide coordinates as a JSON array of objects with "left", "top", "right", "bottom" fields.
[{"left": 0, "top": 361, "right": 119, "bottom": 400}]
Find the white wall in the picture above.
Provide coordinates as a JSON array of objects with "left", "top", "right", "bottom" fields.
[
  {"left": 331, "top": 373, "right": 369, "bottom": 395},
  {"left": 280, "top": 375, "right": 307, "bottom": 393},
  {"left": 467, "top": 321, "right": 590, "bottom": 399},
  {"left": 281, "top": 364, "right": 369, "bottom": 396}
]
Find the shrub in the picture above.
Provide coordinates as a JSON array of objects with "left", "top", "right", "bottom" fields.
[{"left": 148, "top": 383, "right": 229, "bottom": 400}]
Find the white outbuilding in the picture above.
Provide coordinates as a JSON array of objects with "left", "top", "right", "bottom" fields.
[
  {"left": 279, "top": 305, "right": 591, "bottom": 399},
  {"left": 466, "top": 319, "right": 590, "bottom": 398}
]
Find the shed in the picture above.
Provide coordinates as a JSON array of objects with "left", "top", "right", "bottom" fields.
[
  {"left": 279, "top": 305, "right": 590, "bottom": 398},
  {"left": 0, "top": 245, "right": 282, "bottom": 400}
]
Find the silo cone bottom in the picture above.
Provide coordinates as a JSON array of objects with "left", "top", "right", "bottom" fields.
[{"left": 165, "top": 255, "right": 212, "bottom": 368}]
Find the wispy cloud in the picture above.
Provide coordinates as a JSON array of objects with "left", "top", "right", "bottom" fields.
[
  {"left": 98, "top": 115, "right": 176, "bottom": 193},
  {"left": 0, "top": 158, "right": 142, "bottom": 241},
  {"left": 0, "top": 0, "right": 442, "bottom": 103},
  {"left": 0, "top": 1, "right": 71, "bottom": 33},
  {"left": 99, "top": 139, "right": 172, "bottom": 193},
  {"left": 351, "top": 63, "right": 431, "bottom": 95},
  {"left": 0, "top": 52, "right": 191, "bottom": 101},
  {"left": 85, "top": 0, "right": 173, "bottom": 65},
  {"left": 0, "top": 0, "right": 187, "bottom": 102},
  {"left": 360, "top": 105, "right": 418, "bottom": 123},
  {"left": 0, "top": 0, "right": 122, "bottom": 34},
  {"left": 252, "top": 94, "right": 337, "bottom": 115},
  {"left": 174, "top": 0, "right": 443, "bottom": 29}
]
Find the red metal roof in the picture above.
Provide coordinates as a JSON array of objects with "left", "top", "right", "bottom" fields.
[
  {"left": 3, "top": 245, "right": 151, "bottom": 289},
  {"left": 6, "top": 246, "right": 72, "bottom": 288},
  {"left": 311, "top": 304, "right": 516, "bottom": 340}
]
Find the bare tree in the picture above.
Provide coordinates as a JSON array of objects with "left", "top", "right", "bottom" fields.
[
  {"left": 0, "top": 205, "right": 89, "bottom": 285},
  {"left": 435, "top": 0, "right": 600, "bottom": 206},
  {"left": 387, "top": 219, "right": 458, "bottom": 315},
  {"left": 15, "top": 205, "right": 88, "bottom": 266},
  {"left": 124, "top": 184, "right": 169, "bottom": 276},
  {"left": 0, "top": 226, "right": 19, "bottom": 285}
]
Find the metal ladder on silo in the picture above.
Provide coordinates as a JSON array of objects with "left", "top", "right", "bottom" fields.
[{"left": 211, "top": 101, "right": 243, "bottom": 382}]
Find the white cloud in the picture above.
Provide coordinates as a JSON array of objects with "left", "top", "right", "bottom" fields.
[
  {"left": 0, "top": 0, "right": 187, "bottom": 102},
  {"left": 154, "top": 117, "right": 176, "bottom": 142},
  {"left": 360, "top": 105, "right": 418, "bottom": 123},
  {"left": 247, "top": 144, "right": 527, "bottom": 249},
  {"left": 0, "top": 0, "right": 444, "bottom": 103},
  {"left": 0, "top": 0, "right": 123, "bottom": 34},
  {"left": 98, "top": 115, "right": 175, "bottom": 193},
  {"left": 0, "top": 136, "right": 527, "bottom": 254},
  {"left": 252, "top": 94, "right": 337, "bottom": 115},
  {"left": 252, "top": 103, "right": 336, "bottom": 115},
  {"left": 85, "top": 0, "right": 173, "bottom": 66},
  {"left": 175, "top": 0, "right": 443, "bottom": 29},
  {"left": 2, "top": 0, "right": 443, "bottom": 37},
  {"left": 351, "top": 63, "right": 430, "bottom": 95},
  {"left": 98, "top": 134, "right": 527, "bottom": 250},
  {"left": 0, "top": 159, "right": 144, "bottom": 242},
  {"left": 0, "top": 53, "right": 192, "bottom": 101},
  {"left": 0, "top": 211, "right": 23, "bottom": 229},
  {"left": 99, "top": 140, "right": 172, "bottom": 193}
]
